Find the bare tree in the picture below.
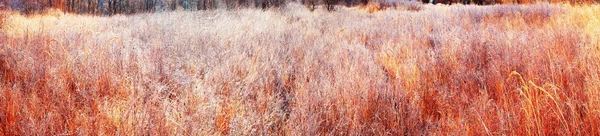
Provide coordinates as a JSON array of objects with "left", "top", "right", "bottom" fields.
[{"left": 324, "top": 0, "right": 337, "bottom": 11}]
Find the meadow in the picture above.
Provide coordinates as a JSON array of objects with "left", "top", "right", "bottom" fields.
[{"left": 1, "top": 2, "right": 600, "bottom": 135}]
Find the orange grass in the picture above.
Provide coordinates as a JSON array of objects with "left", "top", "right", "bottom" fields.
[{"left": 1, "top": 2, "right": 600, "bottom": 135}]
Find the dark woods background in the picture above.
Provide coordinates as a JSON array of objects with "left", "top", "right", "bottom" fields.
[{"left": 2, "top": 0, "right": 320, "bottom": 14}]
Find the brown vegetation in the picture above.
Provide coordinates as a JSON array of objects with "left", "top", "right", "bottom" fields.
[
  {"left": 1, "top": 2, "right": 600, "bottom": 135},
  {"left": 1, "top": 0, "right": 598, "bottom": 15}
]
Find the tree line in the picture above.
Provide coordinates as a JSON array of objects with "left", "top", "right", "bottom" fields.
[{"left": 0, "top": 0, "right": 358, "bottom": 14}]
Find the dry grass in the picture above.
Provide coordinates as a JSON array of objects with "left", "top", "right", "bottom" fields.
[{"left": 1, "top": 2, "right": 600, "bottom": 135}]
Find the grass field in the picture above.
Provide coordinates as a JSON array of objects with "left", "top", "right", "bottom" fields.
[{"left": 1, "top": 2, "right": 600, "bottom": 135}]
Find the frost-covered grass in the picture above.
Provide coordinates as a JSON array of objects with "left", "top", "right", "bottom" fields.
[{"left": 1, "top": 3, "right": 600, "bottom": 135}]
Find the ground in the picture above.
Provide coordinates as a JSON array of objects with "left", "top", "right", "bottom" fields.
[{"left": 1, "top": 2, "right": 600, "bottom": 135}]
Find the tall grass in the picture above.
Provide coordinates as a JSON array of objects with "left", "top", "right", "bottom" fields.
[{"left": 1, "top": 2, "right": 600, "bottom": 135}]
